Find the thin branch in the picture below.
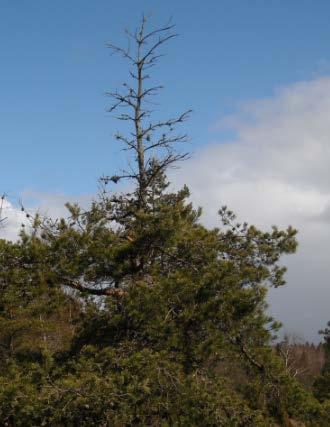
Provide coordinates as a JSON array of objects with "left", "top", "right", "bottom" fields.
[
  {"left": 144, "top": 134, "right": 188, "bottom": 152},
  {"left": 106, "top": 43, "right": 135, "bottom": 63},
  {"left": 140, "top": 24, "right": 176, "bottom": 44},
  {"left": 64, "top": 278, "right": 127, "bottom": 297},
  {"left": 141, "top": 110, "right": 192, "bottom": 138},
  {"left": 141, "top": 34, "right": 178, "bottom": 64}
]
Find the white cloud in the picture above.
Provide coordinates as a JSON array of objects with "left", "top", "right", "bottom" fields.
[
  {"left": 172, "top": 77, "right": 330, "bottom": 342},
  {"left": 20, "top": 189, "right": 93, "bottom": 219},
  {"left": 0, "top": 191, "right": 92, "bottom": 241},
  {"left": 0, "top": 198, "right": 27, "bottom": 241}
]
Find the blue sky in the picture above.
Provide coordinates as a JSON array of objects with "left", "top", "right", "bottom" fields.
[
  {"left": 1, "top": 0, "right": 330, "bottom": 195},
  {"left": 2, "top": 1, "right": 330, "bottom": 340}
]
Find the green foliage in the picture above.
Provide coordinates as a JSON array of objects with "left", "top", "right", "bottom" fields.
[
  {"left": 0, "top": 183, "right": 325, "bottom": 425},
  {"left": 0, "top": 238, "right": 79, "bottom": 362}
]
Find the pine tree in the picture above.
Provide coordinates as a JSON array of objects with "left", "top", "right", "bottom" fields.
[{"left": 0, "top": 16, "right": 329, "bottom": 426}]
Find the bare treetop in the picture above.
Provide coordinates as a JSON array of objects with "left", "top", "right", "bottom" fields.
[{"left": 103, "top": 16, "right": 191, "bottom": 206}]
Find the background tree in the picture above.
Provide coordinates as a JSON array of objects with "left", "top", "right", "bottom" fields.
[{"left": 314, "top": 322, "right": 330, "bottom": 402}]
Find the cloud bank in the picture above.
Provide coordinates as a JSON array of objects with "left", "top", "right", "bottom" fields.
[{"left": 172, "top": 77, "right": 330, "bottom": 341}]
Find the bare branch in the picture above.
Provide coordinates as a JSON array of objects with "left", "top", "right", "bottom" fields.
[
  {"left": 64, "top": 278, "right": 127, "bottom": 297},
  {"left": 141, "top": 110, "right": 192, "bottom": 138},
  {"left": 106, "top": 43, "right": 135, "bottom": 63},
  {"left": 140, "top": 24, "right": 176, "bottom": 44},
  {"left": 144, "top": 134, "right": 188, "bottom": 152},
  {"left": 141, "top": 34, "right": 178, "bottom": 64}
]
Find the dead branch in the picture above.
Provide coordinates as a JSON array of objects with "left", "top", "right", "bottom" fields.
[{"left": 105, "top": 16, "right": 191, "bottom": 205}]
